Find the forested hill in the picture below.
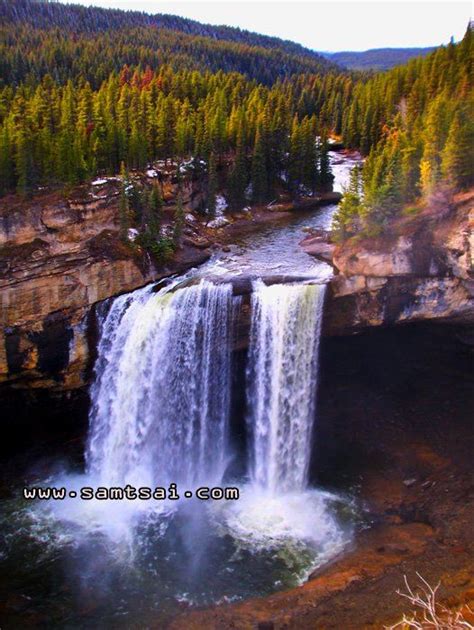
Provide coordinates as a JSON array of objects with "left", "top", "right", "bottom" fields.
[
  {"left": 1, "top": 0, "right": 472, "bottom": 242},
  {"left": 0, "top": 0, "right": 339, "bottom": 86},
  {"left": 322, "top": 47, "right": 436, "bottom": 70}
]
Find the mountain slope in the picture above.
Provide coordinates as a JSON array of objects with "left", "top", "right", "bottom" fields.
[
  {"left": 0, "top": 0, "right": 340, "bottom": 85},
  {"left": 322, "top": 47, "right": 436, "bottom": 70}
]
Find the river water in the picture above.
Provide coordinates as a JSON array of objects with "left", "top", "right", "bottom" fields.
[
  {"left": 194, "top": 151, "right": 361, "bottom": 282},
  {"left": 0, "top": 151, "right": 360, "bottom": 628}
]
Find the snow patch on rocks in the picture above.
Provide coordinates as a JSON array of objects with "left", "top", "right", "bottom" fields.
[
  {"left": 207, "top": 216, "right": 230, "bottom": 229},
  {"left": 215, "top": 194, "right": 228, "bottom": 217},
  {"left": 127, "top": 228, "right": 139, "bottom": 242}
]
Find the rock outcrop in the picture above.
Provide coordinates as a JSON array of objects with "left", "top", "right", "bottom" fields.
[
  {"left": 316, "top": 190, "right": 474, "bottom": 334},
  {"left": 0, "top": 173, "right": 209, "bottom": 389},
  {"left": 3, "top": 178, "right": 472, "bottom": 391}
]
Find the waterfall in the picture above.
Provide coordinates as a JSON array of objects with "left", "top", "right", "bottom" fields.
[
  {"left": 86, "top": 280, "right": 235, "bottom": 489},
  {"left": 246, "top": 281, "right": 326, "bottom": 494},
  {"left": 23, "top": 277, "right": 349, "bottom": 604}
]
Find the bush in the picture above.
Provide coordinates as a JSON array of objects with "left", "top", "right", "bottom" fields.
[
  {"left": 136, "top": 232, "right": 175, "bottom": 264},
  {"left": 386, "top": 573, "right": 474, "bottom": 630}
]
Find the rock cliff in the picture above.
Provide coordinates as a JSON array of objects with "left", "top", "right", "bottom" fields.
[
  {"left": 2, "top": 180, "right": 472, "bottom": 391},
  {"left": 307, "top": 190, "right": 474, "bottom": 335},
  {"left": 0, "top": 173, "right": 210, "bottom": 389}
]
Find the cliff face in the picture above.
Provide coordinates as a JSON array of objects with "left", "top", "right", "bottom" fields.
[
  {"left": 0, "top": 174, "right": 209, "bottom": 389},
  {"left": 2, "top": 179, "right": 472, "bottom": 391},
  {"left": 321, "top": 190, "right": 474, "bottom": 334}
]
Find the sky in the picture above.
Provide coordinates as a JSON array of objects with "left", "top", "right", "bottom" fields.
[{"left": 67, "top": 0, "right": 472, "bottom": 52}]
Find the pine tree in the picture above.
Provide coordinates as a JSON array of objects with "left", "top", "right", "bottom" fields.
[
  {"left": 301, "top": 117, "right": 318, "bottom": 193},
  {"left": 441, "top": 108, "right": 474, "bottom": 190},
  {"left": 0, "top": 123, "right": 15, "bottom": 195},
  {"left": 142, "top": 183, "right": 162, "bottom": 239},
  {"left": 207, "top": 152, "right": 218, "bottom": 217},
  {"left": 119, "top": 161, "right": 131, "bottom": 240},
  {"left": 332, "top": 165, "right": 364, "bottom": 240},
  {"left": 251, "top": 126, "right": 268, "bottom": 203},
  {"left": 228, "top": 126, "right": 247, "bottom": 210},
  {"left": 15, "top": 129, "right": 35, "bottom": 195},
  {"left": 318, "top": 139, "right": 334, "bottom": 191},
  {"left": 173, "top": 192, "right": 185, "bottom": 245},
  {"left": 288, "top": 116, "right": 304, "bottom": 193}
]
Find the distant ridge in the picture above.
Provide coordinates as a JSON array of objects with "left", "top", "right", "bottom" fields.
[
  {"left": 322, "top": 47, "right": 436, "bottom": 71},
  {"left": 0, "top": 0, "right": 340, "bottom": 84}
]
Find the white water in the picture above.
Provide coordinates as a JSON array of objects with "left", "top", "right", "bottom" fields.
[
  {"left": 246, "top": 282, "right": 326, "bottom": 494},
  {"left": 217, "top": 282, "right": 340, "bottom": 560},
  {"left": 86, "top": 280, "right": 235, "bottom": 489},
  {"left": 3, "top": 156, "right": 359, "bottom": 621}
]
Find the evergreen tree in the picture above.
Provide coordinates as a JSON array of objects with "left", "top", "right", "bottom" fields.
[
  {"left": 288, "top": 116, "right": 304, "bottom": 193},
  {"left": 15, "top": 129, "right": 35, "bottom": 195},
  {"left": 441, "top": 108, "right": 474, "bottom": 190},
  {"left": 228, "top": 126, "right": 247, "bottom": 210},
  {"left": 207, "top": 152, "right": 218, "bottom": 217},
  {"left": 332, "top": 165, "right": 364, "bottom": 240},
  {"left": 173, "top": 192, "right": 185, "bottom": 245},
  {"left": 119, "top": 161, "right": 131, "bottom": 240},
  {"left": 318, "top": 139, "right": 334, "bottom": 191},
  {"left": 251, "top": 126, "right": 268, "bottom": 203},
  {"left": 0, "top": 125, "right": 13, "bottom": 195},
  {"left": 141, "top": 183, "right": 162, "bottom": 241}
]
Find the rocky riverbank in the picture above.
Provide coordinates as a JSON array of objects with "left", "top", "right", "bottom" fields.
[{"left": 0, "top": 169, "right": 339, "bottom": 390}]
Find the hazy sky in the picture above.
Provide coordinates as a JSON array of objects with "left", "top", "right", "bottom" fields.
[{"left": 68, "top": 1, "right": 471, "bottom": 52}]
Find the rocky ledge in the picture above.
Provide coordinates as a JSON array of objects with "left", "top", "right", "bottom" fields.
[
  {"left": 0, "top": 170, "right": 340, "bottom": 390},
  {"left": 0, "top": 173, "right": 212, "bottom": 389},
  {"left": 301, "top": 190, "right": 474, "bottom": 335}
]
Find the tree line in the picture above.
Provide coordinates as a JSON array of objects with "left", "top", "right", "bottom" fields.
[
  {"left": 0, "top": 65, "right": 336, "bottom": 205},
  {"left": 334, "top": 26, "right": 473, "bottom": 238},
  {"left": 0, "top": 0, "right": 472, "bottom": 241}
]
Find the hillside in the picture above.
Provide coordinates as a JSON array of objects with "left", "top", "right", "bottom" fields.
[
  {"left": 0, "top": 0, "right": 339, "bottom": 86},
  {"left": 323, "top": 47, "right": 436, "bottom": 70}
]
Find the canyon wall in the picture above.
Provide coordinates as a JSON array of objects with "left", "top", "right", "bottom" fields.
[
  {"left": 310, "top": 191, "right": 473, "bottom": 335},
  {"left": 1, "top": 182, "right": 472, "bottom": 391},
  {"left": 0, "top": 172, "right": 209, "bottom": 389}
]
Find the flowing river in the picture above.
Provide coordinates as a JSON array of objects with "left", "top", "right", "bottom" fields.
[{"left": 0, "top": 151, "right": 360, "bottom": 627}]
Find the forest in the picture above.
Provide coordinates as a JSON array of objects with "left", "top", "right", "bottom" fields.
[{"left": 0, "top": 1, "right": 472, "bottom": 241}]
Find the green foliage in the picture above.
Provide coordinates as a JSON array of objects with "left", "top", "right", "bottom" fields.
[
  {"left": 336, "top": 24, "right": 474, "bottom": 238},
  {"left": 207, "top": 153, "right": 218, "bottom": 217},
  {"left": 318, "top": 139, "right": 335, "bottom": 190},
  {"left": 228, "top": 125, "right": 248, "bottom": 210},
  {"left": 0, "top": 62, "right": 339, "bottom": 199},
  {"left": 332, "top": 165, "right": 364, "bottom": 240},
  {"left": 136, "top": 182, "right": 163, "bottom": 245},
  {"left": 136, "top": 231, "right": 175, "bottom": 263},
  {"left": 119, "top": 161, "right": 132, "bottom": 240},
  {"left": 251, "top": 123, "right": 269, "bottom": 203},
  {"left": 441, "top": 107, "right": 474, "bottom": 190},
  {"left": 173, "top": 192, "right": 185, "bottom": 245}
]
